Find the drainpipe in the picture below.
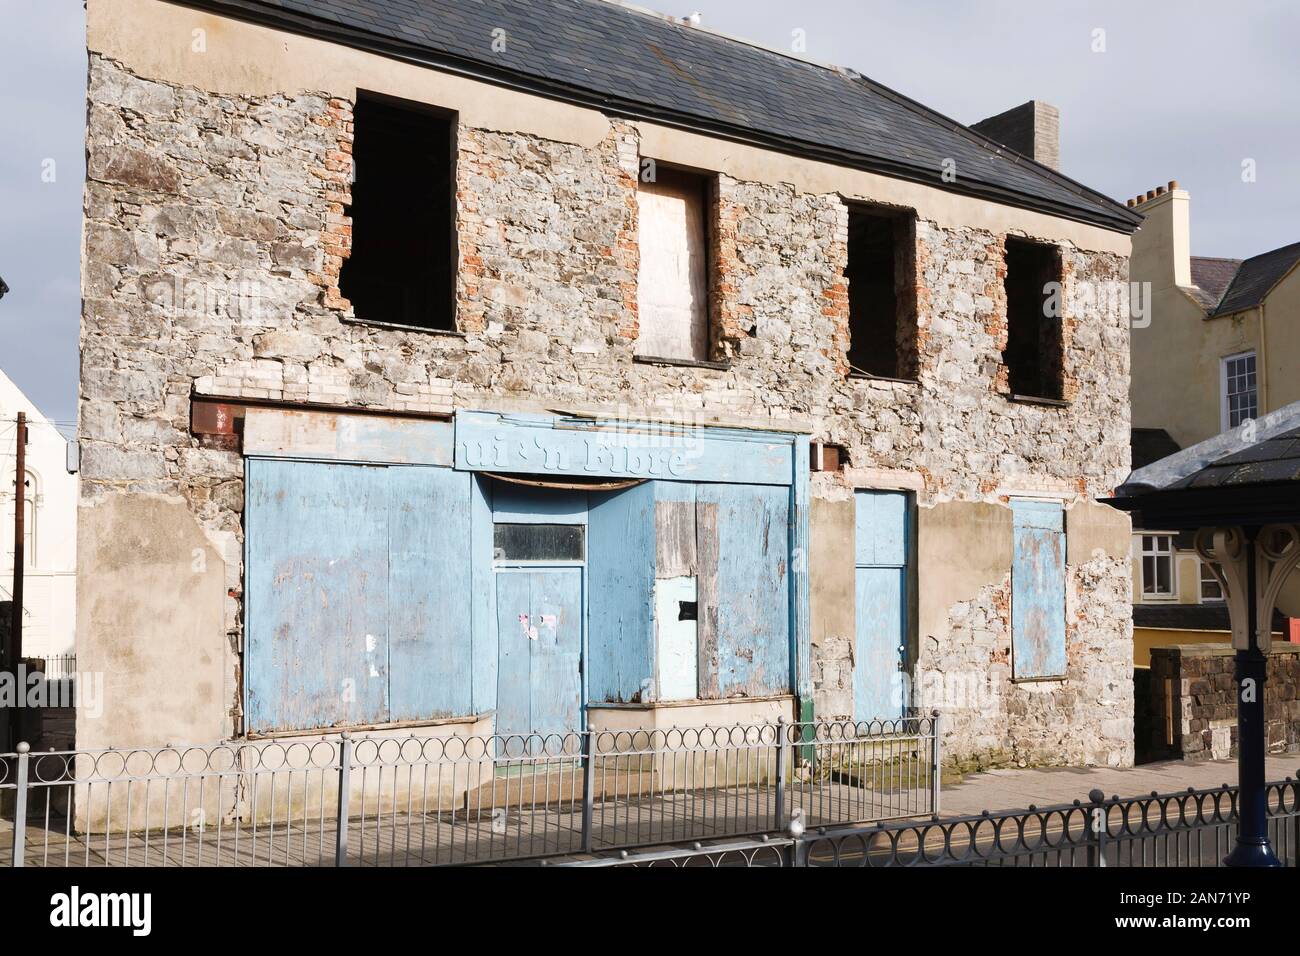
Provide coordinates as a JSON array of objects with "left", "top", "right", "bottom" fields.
[{"left": 1258, "top": 303, "right": 1269, "bottom": 415}]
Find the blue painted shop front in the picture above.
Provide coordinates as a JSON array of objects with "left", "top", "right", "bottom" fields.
[{"left": 243, "top": 410, "right": 812, "bottom": 736}]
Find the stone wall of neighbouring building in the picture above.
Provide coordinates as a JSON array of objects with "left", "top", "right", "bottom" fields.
[
  {"left": 78, "top": 11, "right": 1134, "bottom": 770},
  {"left": 1146, "top": 644, "right": 1300, "bottom": 761}
]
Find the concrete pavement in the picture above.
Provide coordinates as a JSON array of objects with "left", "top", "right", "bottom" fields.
[{"left": 938, "top": 754, "right": 1300, "bottom": 817}]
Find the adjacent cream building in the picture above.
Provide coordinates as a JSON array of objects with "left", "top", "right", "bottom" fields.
[
  {"left": 1, "top": 370, "right": 78, "bottom": 665},
  {"left": 1127, "top": 182, "right": 1300, "bottom": 661},
  {"left": 1130, "top": 182, "right": 1300, "bottom": 449}
]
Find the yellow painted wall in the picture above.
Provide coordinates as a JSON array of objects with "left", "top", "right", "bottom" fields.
[{"left": 1133, "top": 628, "right": 1229, "bottom": 668}]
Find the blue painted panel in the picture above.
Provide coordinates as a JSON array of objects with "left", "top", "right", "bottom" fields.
[
  {"left": 854, "top": 489, "right": 909, "bottom": 566},
  {"left": 1011, "top": 501, "right": 1067, "bottom": 679},
  {"left": 853, "top": 490, "right": 910, "bottom": 721},
  {"left": 387, "top": 466, "right": 473, "bottom": 721},
  {"left": 245, "top": 459, "right": 391, "bottom": 733},
  {"left": 494, "top": 572, "right": 533, "bottom": 738},
  {"left": 698, "top": 483, "right": 790, "bottom": 697},
  {"left": 529, "top": 568, "right": 583, "bottom": 733},
  {"left": 854, "top": 567, "right": 905, "bottom": 721},
  {"left": 791, "top": 436, "right": 813, "bottom": 706},
  {"left": 1011, "top": 498, "right": 1064, "bottom": 532},
  {"left": 495, "top": 569, "right": 583, "bottom": 737},
  {"left": 587, "top": 483, "right": 656, "bottom": 703},
  {"left": 455, "top": 411, "right": 795, "bottom": 486},
  {"left": 490, "top": 483, "right": 588, "bottom": 525},
  {"left": 470, "top": 475, "right": 496, "bottom": 715}
]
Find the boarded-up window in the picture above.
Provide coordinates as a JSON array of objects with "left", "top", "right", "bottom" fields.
[
  {"left": 1011, "top": 499, "right": 1066, "bottom": 679},
  {"left": 339, "top": 93, "right": 456, "bottom": 330},
  {"left": 244, "top": 459, "right": 473, "bottom": 733},
  {"left": 635, "top": 166, "right": 711, "bottom": 361},
  {"left": 846, "top": 208, "right": 918, "bottom": 379},
  {"left": 1003, "top": 238, "right": 1064, "bottom": 399}
]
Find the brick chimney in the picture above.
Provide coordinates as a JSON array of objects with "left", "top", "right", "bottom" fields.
[
  {"left": 971, "top": 101, "right": 1061, "bottom": 172},
  {"left": 1128, "top": 182, "right": 1192, "bottom": 291}
]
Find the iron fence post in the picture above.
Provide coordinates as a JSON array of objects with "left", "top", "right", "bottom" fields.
[
  {"left": 774, "top": 716, "right": 787, "bottom": 830},
  {"left": 335, "top": 732, "right": 351, "bottom": 867},
  {"left": 1086, "top": 788, "right": 1107, "bottom": 868},
  {"left": 930, "top": 710, "right": 942, "bottom": 818},
  {"left": 11, "top": 742, "right": 29, "bottom": 868},
  {"left": 788, "top": 807, "right": 806, "bottom": 867},
  {"left": 581, "top": 730, "right": 596, "bottom": 853}
]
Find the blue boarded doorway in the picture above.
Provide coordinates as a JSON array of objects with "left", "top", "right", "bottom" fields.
[{"left": 853, "top": 490, "right": 912, "bottom": 722}]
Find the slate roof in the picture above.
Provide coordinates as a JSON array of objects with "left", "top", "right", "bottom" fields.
[
  {"left": 1210, "top": 241, "right": 1300, "bottom": 317},
  {"left": 1166, "top": 424, "right": 1300, "bottom": 490},
  {"left": 1187, "top": 256, "right": 1242, "bottom": 310},
  {"left": 184, "top": 0, "right": 1140, "bottom": 232}
]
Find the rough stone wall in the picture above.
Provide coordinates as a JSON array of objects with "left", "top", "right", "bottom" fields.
[
  {"left": 80, "top": 54, "right": 1134, "bottom": 762},
  {"left": 1147, "top": 645, "right": 1300, "bottom": 760}
]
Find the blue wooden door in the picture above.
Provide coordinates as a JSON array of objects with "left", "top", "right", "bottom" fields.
[
  {"left": 494, "top": 568, "right": 583, "bottom": 740},
  {"left": 853, "top": 490, "right": 910, "bottom": 722},
  {"left": 1011, "top": 500, "right": 1066, "bottom": 679}
]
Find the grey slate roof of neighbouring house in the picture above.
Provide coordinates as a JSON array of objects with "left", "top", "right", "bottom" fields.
[
  {"left": 1188, "top": 256, "right": 1242, "bottom": 310},
  {"left": 182, "top": 0, "right": 1142, "bottom": 232},
  {"left": 1165, "top": 424, "right": 1300, "bottom": 490},
  {"left": 1209, "top": 241, "right": 1300, "bottom": 317}
]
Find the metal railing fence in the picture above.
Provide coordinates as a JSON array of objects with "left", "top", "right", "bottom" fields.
[
  {"left": 0, "top": 714, "right": 939, "bottom": 867},
  {"left": 568, "top": 774, "right": 1298, "bottom": 868}
]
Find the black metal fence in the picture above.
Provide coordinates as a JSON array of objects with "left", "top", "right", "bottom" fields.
[
  {"left": 0, "top": 716, "right": 939, "bottom": 867},
  {"left": 558, "top": 774, "right": 1300, "bottom": 867}
]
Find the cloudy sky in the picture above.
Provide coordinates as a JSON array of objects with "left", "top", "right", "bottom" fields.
[{"left": 2, "top": 0, "right": 1297, "bottom": 425}]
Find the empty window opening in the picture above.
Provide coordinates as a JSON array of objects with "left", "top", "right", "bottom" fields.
[
  {"left": 339, "top": 94, "right": 456, "bottom": 330},
  {"left": 846, "top": 207, "right": 917, "bottom": 379},
  {"left": 1003, "top": 238, "right": 1064, "bottom": 399},
  {"left": 635, "top": 165, "right": 712, "bottom": 362}
]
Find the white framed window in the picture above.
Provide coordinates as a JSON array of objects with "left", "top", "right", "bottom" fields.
[
  {"left": 1220, "top": 351, "right": 1258, "bottom": 431},
  {"left": 1199, "top": 561, "right": 1224, "bottom": 603},
  {"left": 1140, "top": 534, "right": 1175, "bottom": 598}
]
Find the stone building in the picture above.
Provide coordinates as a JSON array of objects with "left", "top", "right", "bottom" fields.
[{"left": 78, "top": 0, "right": 1140, "bottom": 771}]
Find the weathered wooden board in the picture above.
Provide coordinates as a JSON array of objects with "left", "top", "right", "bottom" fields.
[
  {"left": 245, "top": 458, "right": 477, "bottom": 733},
  {"left": 696, "top": 483, "right": 791, "bottom": 698},
  {"left": 387, "top": 465, "right": 474, "bottom": 721},
  {"left": 1011, "top": 499, "right": 1067, "bottom": 679},
  {"left": 587, "top": 483, "right": 656, "bottom": 703},
  {"left": 494, "top": 568, "right": 583, "bottom": 739},
  {"left": 455, "top": 411, "right": 795, "bottom": 486},
  {"left": 244, "top": 408, "right": 453, "bottom": 465},
  {"left": 245, "top": 459, "right": 391, "bottom": 733},
  {"left": 655, "top": 576, "right": 699, "bottom": 700}
]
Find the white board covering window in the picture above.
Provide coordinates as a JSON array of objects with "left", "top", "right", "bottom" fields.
[
  {"left": 636, "top": 166, "right": 710, "bottom": 361},
  {"left": 1221, "top": 351, "right": 1258, "bottom": 431}
]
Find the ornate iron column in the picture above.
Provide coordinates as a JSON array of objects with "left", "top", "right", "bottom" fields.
[{"left": 1196, "top": 523, "right": 1300, "bottom": 866}]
